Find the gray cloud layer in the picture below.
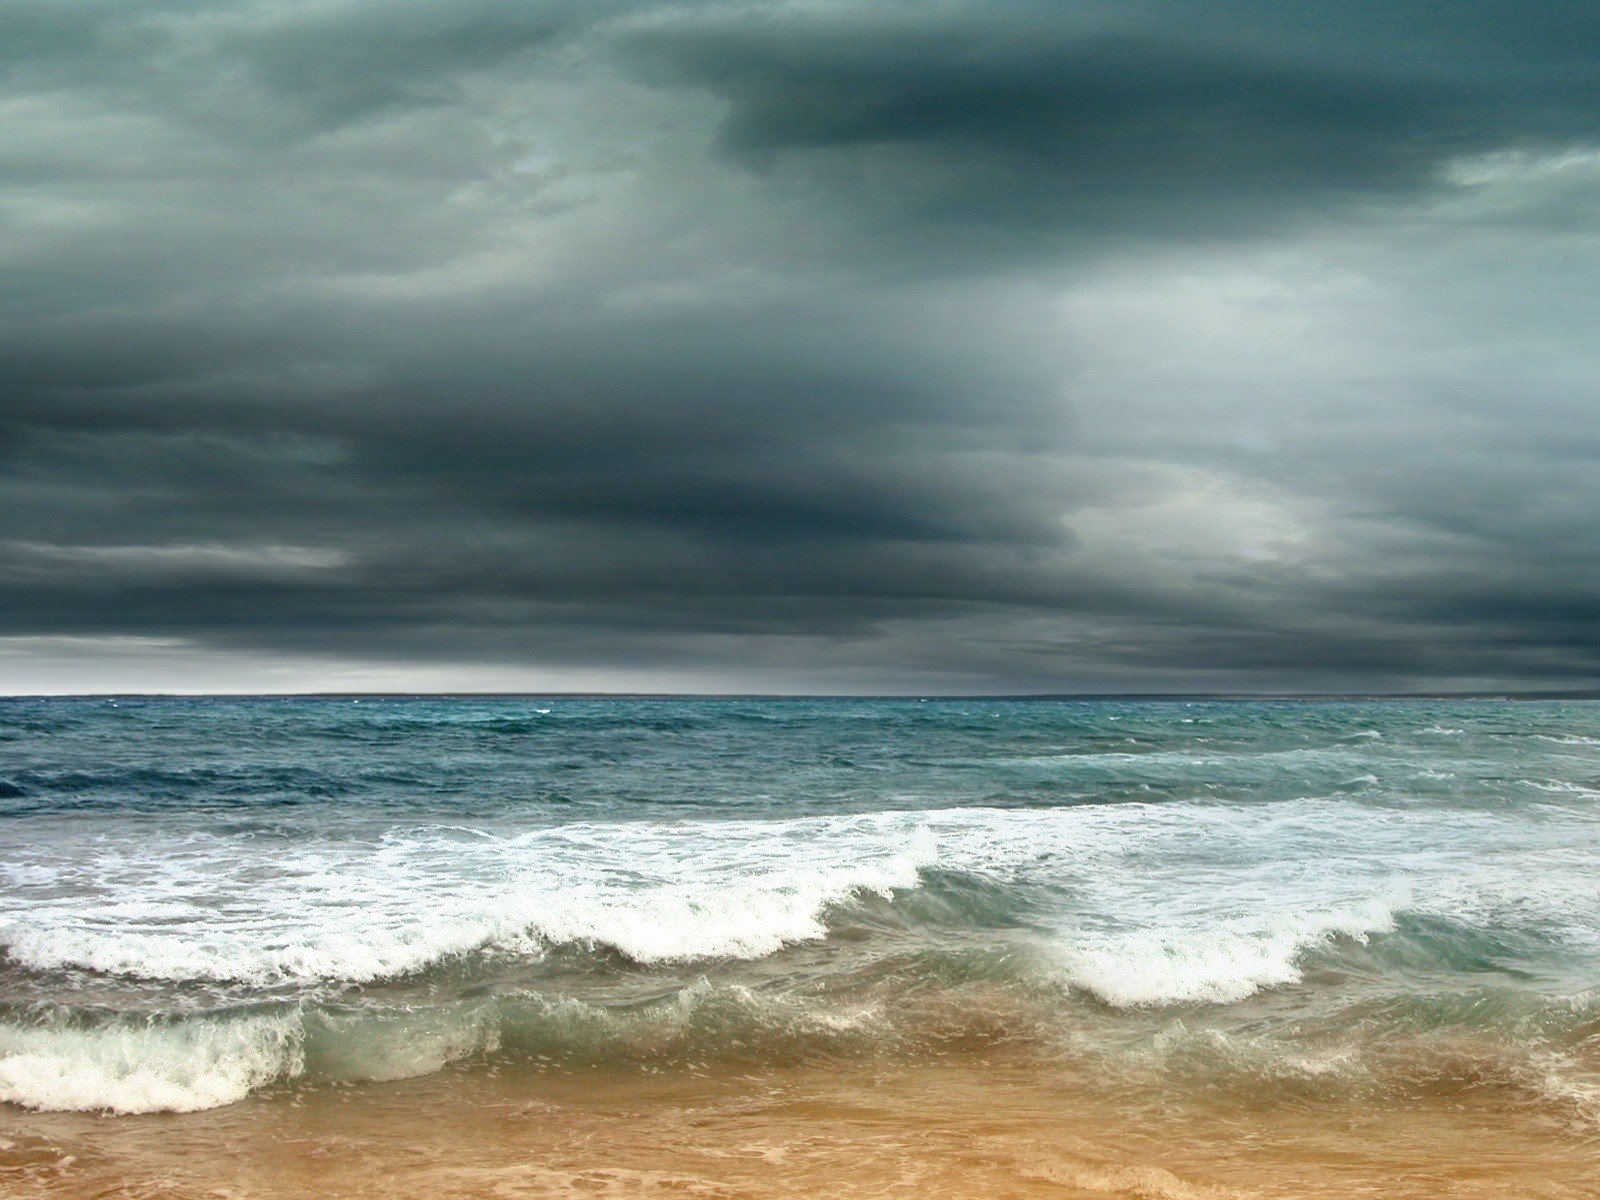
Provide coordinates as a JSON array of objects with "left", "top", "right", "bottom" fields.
[{"left": 2, "top": 0, "right": 1600, "bottom": 691}]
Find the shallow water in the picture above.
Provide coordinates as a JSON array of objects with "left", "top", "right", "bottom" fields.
[{"left": 0, "top": 696, "right": 1598, "bottom": 1194}]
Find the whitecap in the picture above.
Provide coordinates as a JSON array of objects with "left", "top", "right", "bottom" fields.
[
  {"left": 0, "top": 1012, "right": 301, "bottom": 1114},
  {"left": 1056, "top": 898, "right": 1397, "bottom": 1007}
]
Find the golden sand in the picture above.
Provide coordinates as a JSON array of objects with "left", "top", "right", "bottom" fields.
[{"left": 2, "top": 1049, "right": 1595, "bottom": 1199}]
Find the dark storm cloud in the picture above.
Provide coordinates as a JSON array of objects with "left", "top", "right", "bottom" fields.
[
  {"left": 2, "top": 0, "right": 1600, "bottom": 691},
  {"left": 619, "top": 2, "right": 1600, "bottom": 243}
]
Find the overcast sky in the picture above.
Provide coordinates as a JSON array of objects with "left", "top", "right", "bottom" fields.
[{"left": 3, "top": 0, "right": 1599, "bottom": 693}]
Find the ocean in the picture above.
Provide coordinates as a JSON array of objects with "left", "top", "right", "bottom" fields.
[{"left": 1, "top": 696, "right": 1597, "bottom": 1197}]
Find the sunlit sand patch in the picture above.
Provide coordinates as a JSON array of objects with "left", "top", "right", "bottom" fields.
[{"left": 2, "top": 1053, "right": 1596, "bottom": 1200}]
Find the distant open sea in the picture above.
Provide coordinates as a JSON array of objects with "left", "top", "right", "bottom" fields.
[{"left": 1, "top": 696, "right": 1597, "bottom": 1198}]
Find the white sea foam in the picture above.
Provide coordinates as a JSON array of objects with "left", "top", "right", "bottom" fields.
[
  {"left": 0, "top": 1012, "right": 301, "bottom": 1114},
  {"left": 1058, "top": 899, "right": 1396, "bottom": 1007},
  {"left": 0, "top": 820, "right": 937, "bottom": 984},
  {"left": 0, "top": 1004, "right": 507, "bottom": 1113}
]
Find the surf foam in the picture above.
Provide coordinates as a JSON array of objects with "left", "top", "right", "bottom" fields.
[
  {"left": 0, "top": 1012, "right": 302, "bottom": 1114},
  {"left": 1059, "top": 899, "right": 1397, "bottom": 1007}
]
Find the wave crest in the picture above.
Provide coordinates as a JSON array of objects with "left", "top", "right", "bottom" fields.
[
  {"left": 0, "top": 1012, "right": 302, "bottom": 1114},
  {"left": 0, "top": 836, "right": 934, "bottom": 985},
  {"left": 1058, "top": 899, "right": 1397, "bottom": 1007}
]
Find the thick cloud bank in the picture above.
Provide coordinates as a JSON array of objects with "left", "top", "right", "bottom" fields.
[{"left": 3, "top": 0, "right": 1600, "bottom": 692}]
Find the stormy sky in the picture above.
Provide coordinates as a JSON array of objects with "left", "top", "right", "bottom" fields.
[{"left": 3, "top": 0, "right": 1600, "bottom": 693}]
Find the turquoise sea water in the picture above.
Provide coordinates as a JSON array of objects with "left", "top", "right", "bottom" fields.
[{"left": 0, "top": 696, "right": 1598, "bottom": 1117}]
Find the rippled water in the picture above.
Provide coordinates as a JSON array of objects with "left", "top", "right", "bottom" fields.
[{"left": 1, "top": 696, "right": 1599, "bottom": 1127}]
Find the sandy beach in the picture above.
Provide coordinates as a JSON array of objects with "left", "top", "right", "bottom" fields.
[{"left": 5, "top": 1048, "right": 1596, "bottom": 1199}]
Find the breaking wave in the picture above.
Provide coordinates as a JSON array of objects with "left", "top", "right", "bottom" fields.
[
  {"left": 0, "top": 843, "right": 932, "bottom": 985},
  {"left": 0, "top": 1011, "right": 302, "bottom": 1114},
  {"left": 1058, "top": 899, "right": 1398, "bottom": 1007},
  {"left": 5, "top": 696, "right": 1600, "bottom": 1117}
]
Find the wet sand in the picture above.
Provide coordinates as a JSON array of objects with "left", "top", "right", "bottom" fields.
[{"left": 3, "top": 1049, "right": 1595, "bottom": 1199}]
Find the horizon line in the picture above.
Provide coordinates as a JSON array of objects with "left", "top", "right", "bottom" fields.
[{"left": 3, "top": 690, "right": 1600, "bottom": 701}]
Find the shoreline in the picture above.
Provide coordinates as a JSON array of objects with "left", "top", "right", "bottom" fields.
[{"left": 4, "top": 1052, "right": 1596, "bottom": 1199}]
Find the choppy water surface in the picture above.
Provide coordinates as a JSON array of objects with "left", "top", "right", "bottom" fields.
[{"left": 1, "top": 696, "right": 1598, "bottom": 1130}]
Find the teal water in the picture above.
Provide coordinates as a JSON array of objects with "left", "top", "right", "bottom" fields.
[{"left": 0, "top": 697, "right": 1597, "bottom": 1117}]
